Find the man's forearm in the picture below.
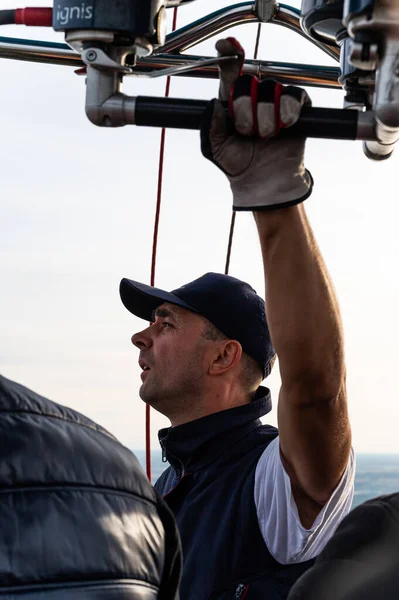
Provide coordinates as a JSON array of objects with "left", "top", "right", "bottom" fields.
[{"left": 254, "top": 204, "right": 345, "bottom": 400}]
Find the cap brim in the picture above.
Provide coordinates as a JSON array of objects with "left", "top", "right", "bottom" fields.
[{"left": 119, "top": 278, "right": 195, "bottom": 321}]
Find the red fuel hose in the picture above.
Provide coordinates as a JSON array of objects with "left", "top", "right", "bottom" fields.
[{"left": 0, "top": 8, "right": 52, "bottom": 27}]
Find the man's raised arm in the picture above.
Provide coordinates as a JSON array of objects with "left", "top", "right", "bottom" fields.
[
  {"left": 201, "top": 38, "right": 351, "bottom": 526},
  {"left": 255, "top": 206, "right": 350, "bottom": 525}
]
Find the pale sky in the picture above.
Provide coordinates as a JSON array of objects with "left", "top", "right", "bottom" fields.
[{"left": 1, "top": 0, "right": 398, "bottom": 453}]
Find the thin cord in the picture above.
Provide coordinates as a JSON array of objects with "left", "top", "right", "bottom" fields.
[
  {"left": 146, "top": 7, "right": 179, "bottom": 482},
  {"left": 147, "top": 20, "right": 262, "bottom": 476},
  {"left": 254, "top": 22, "right": 262, "bottom": 62},
  {"left": 224, "top": 23, "right": 262, "bottom": 275},
  {"left": 224, "top": 212, "right": 236, "bottom": 275}
]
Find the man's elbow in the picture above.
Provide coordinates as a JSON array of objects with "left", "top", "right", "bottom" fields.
[
  {"left": 283, "top": 373, "right": 347, "bottom": 410},
  {"left": 304, "top": 438, "right": 352, "bottom": 505}
]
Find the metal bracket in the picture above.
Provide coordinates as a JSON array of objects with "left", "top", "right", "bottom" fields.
[
  {"left": 82, "top": 47, "right": 132, "bottom": 73},
  {"left": 2, "top": 1, "right": 398, "bottom": 159},
  {"left": 348, "top": 39, "right": 379, "bottom": 71},
  {"left": 347, "top": 1, "right": 399, "bottom": 130},
  {"left": 255, "top": 0, "right": 277, "bottom": 23}
]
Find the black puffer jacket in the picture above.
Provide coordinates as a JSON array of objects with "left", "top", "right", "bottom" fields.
[
  {"left": 0, "top": 374, "right": 181, "bottom": 600},
  {"left": 288, "top": 492, "right": 399, "bottom": 600}
]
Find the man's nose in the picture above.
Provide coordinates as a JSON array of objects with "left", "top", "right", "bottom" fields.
[{"left": 131, "top": 327, "right": 152, "bottom": 350}]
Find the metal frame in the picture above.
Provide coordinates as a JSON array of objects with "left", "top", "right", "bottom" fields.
[
  {"left": 1, "top": 0, "right": 398, "bottom": 157},
  {"left": 0, "top": 3, "right": 341, "bottom": 89}
]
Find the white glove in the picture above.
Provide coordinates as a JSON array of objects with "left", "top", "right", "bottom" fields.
[{"left": 201, "top": 38, "right": 313, "bottom": 211}]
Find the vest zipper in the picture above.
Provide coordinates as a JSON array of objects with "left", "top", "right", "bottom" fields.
[
  {"left": 160, "top": 443, "right": 186, "bottom": 477},
  {"left": 162, "top": 467, "right": 190, "bottom": 500},
  {"left": 235, "top": 583, "right": 250, "bottom": 599}
]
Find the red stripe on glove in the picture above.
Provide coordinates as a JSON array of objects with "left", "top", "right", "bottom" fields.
[
  {"left": 273, "top": 82, "right": 285, "bottom": 135},
  {"left": 225, "top": 36, "right": 245, "bottom": 74}
]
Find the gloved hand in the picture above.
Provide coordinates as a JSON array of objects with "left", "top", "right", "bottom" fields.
[{"left": 201, "top": 38, "right": 313, "bottom": 211}]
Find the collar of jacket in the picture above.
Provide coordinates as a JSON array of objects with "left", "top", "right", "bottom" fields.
[{"left": 158, "top": 386, "right": 272, "bottom": 473}]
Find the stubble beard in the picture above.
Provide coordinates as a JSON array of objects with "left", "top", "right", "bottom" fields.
[{"left": 139, "top": 366, "right": 206, "bottom": 418}]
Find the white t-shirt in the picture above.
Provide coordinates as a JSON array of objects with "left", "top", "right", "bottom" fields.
[{"left": 254, "top": 437, "right": 355, "bottom": 565}]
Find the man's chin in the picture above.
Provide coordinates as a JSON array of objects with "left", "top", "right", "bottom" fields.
[
  {"left": 139, "top": 384, "right": 158, "bottom": 406},
  {"left": 138, "top": 384, "right": 147, "bottom": 401}
]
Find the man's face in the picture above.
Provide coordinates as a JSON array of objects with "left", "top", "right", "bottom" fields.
[{"left": 131, "top": 303, "right": 213, "bottom": 419}]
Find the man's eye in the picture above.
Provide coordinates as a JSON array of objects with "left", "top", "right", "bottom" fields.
[{"left": 162, "top": 322, "right": 173, "bottom": 328}]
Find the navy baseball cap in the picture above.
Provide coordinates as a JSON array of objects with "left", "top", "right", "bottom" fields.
[{"left": 119, "top": 272, "right": 275, "bottom": 378}]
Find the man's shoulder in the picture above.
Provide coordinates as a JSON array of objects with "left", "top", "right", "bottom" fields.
[
  {"left": 258, "top": 423, "right": 278, "bottom": 437},
  {"left": 253, "top": 422, "right": 279, "bottom": 448}
]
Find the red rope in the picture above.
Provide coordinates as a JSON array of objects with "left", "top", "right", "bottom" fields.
[
  {"left": 224, "top": 24, "right": 262, "bottom": 275},
  {"left": 146, "top": 20, "right": 261, "bottom": 478},
  {"left": 146, "top": 7, "right": 179, "bottom": 482}
]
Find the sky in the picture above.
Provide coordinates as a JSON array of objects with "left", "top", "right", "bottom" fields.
[{"left": 1, "top": 0, "right": 399, "bottom": 454}]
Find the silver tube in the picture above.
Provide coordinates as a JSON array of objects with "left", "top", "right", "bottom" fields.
[
  {"left": 159, "top": 3, "right": 340, "bottom": 62},
  {"left": 159, "top": 3, "right": 259, "bottom": 53},
  {"left": 356, "top": 111, "right": 378, "bottom": 141},
  {"left": 363, "top": 139, "right": 397, "bottom": 159},
  {"left": 0, "top": 3, "right": 340, "bottom": 70},
  {"left": 0, "top": 38, "right": 340, "bottom": 88},
  {"left": 363, "top": 119, "right": 399, "bottom": 160},
  {"left": 0, "top": 37, "right": 81, "bottom": 67},
  {"left": 134, "top": 54, "right": 341, "bottom": 88},
  {"left": 121, "top": 95, "right": 137, "bottom": 125}
]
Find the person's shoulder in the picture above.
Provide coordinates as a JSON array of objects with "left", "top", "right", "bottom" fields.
[
  {"left": 0, "top": 374, "right": 156, "bottom": 500},
  {"left": 288, "top": 493, "right": 399, "bottom": 600},
  {"left": 0, "top": 373, "right": 115, "bottom": 439},
  {"left": 320, "top": 492, "right": 399, "bottom": 562},
  {"left": 256, "top": 422, "right": 279, "bottom": 444},
  {"left": 259, "top": 423, "right": 278, "bottom": 436}
]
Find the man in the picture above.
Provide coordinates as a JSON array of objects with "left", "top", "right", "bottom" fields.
[
  {"left": 0, "top": 374, "right": 181, "bottom": 599},
  {"left": 120, "top": 38, "right": 354, "bottom": 599}
]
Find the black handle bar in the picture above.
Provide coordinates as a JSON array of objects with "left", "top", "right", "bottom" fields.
[{"left": 134, "top": 96, "right": 373, "bottom": 140}]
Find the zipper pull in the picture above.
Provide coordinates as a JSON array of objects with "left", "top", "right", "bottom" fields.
[
  {"left": 162, "top": 446, "right": 168, "bottom": 463},
  {"left": 235, "top": 583, "right": 249, "bottom": 599}
]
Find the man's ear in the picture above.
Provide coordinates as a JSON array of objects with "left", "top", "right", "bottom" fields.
[{"left": 209, "top": 340, "right": 242, "bottom": 376}]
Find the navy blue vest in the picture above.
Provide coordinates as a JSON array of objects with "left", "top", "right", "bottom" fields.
[{"left": 155, "top": 388, "right": 314, "bottom": 600}]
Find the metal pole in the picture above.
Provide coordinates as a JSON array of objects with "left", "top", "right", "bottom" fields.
[{"left": 0, "top": 37, "right": 341, "bottom": 88}]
